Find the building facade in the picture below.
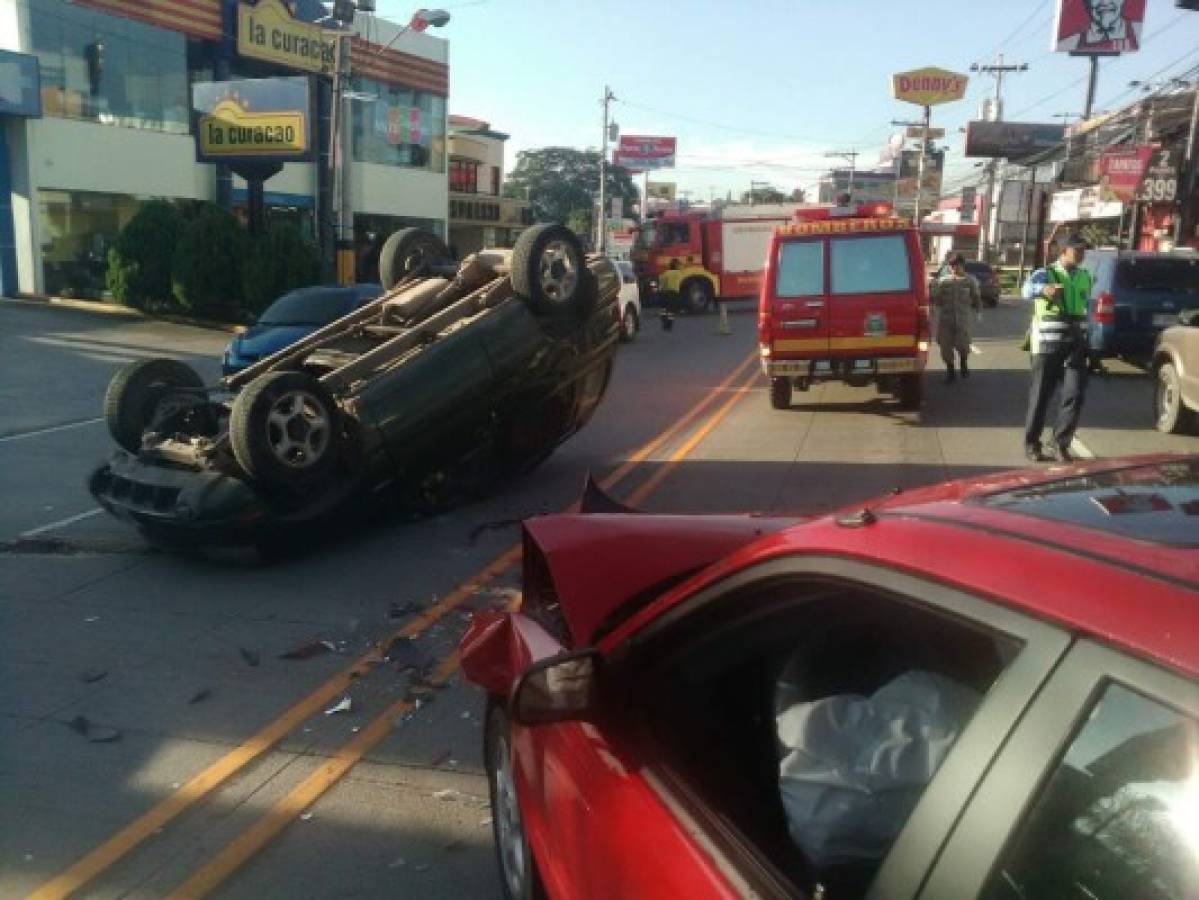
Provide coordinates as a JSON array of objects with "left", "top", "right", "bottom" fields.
[
  {"left": 1, "top": 0, "right": 449, "bottom": 297},
  {"left": 446, "top": 114, "right": 529, "bottom": 257}
]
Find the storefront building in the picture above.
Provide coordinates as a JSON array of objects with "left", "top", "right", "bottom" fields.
[
  {"left": 446, "top": 115, "right": 530, "bottom": 257},
  {"left": 2, "top": 0, "right": 449, "bottom": 297}
]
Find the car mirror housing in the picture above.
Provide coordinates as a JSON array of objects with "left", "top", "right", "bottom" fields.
[{"left": 510, "top": 649, "right": 602, "bottom": 726}]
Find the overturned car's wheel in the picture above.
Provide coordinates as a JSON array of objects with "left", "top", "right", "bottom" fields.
[
  {"left": 379, "top": 227, "right": 450, "bottom": 291},
  {"left": 511, "top": 223, "right": 591, "bottom": 315},
  {"left": 104, "top": 358, "right": 204, "bottom": 453},
  {"left": 230, "top": 371, "right": 341, "bottom": 491}
]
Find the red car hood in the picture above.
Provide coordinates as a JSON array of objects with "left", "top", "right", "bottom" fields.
[{"left": 522, "top": 512, "right": 803, "bottom": 647}]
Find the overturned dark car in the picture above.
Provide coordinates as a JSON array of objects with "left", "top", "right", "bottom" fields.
[{"left": 89, "top": 225, "right": 620, "bottom": 548}]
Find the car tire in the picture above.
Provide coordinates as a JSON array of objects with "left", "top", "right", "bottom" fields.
[
  {"left": 484, "top": 701, "right": 546, "bottom": 900},
  {"left": 1155, "top": 362, "right": 1196, "bottom": 434},
  {"left": 680, "top": 277, "right": 714, "bottom": 314},
  {"left": 897, "top": 374, "right": 923, "bottom": 411},
  {"left": 229, "top": 371, "right": 341, "bottom": 491},
  {"left": 104, "top": 358, "right": 204, "bottom": 453},
  {"left": 770, "top": 377, "right": 792, "bottom": 410},
  {"left": 511, "top": 224, "right": 591, "bottom": 315},
  {"left": 619, "top": 305, "right": 638, "bottom": 342},
  {"left": 378, "top": 227, "right": 450, "bottom": 291}
]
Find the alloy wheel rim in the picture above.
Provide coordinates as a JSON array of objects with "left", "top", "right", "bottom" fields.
[
  {"left": 538, "top": 240, "right": 579, "bottom": 302},
  {"left": 492, "top": 731, "right": 527, "bottom": 896},
  {"left": 1159, "top": 371, "right": 1176, "bottom": 426},
  {"left": 265, "top": 389, "right": 330, "bottom": 469}
]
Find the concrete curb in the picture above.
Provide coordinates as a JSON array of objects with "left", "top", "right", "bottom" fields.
[{"left": 2, "top": 295, "right": 242, "bottom": 333}]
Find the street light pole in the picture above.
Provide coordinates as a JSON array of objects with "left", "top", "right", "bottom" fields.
[
  {"left": 598, "top": 85, "right": 614, "bottom": 255},
  {"left": 971, "top": 55, "right": 1027, "bottom": 261},
  {"left": 332, "top": 33, "right": 355, "bottom": 285},
  {"left": 823, "top": 150, "right": 859, "bottom": 200}
]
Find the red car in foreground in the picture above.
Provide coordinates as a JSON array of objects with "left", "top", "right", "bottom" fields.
[{"left": 460, "top": 457, "right": 1199, "bottom": 900}]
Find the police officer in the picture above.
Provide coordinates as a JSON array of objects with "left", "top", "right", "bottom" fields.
[
  {"left": 1024, "top": 237, "right": 1092, "bottom": 462},
  {"left": 931, "top": 253, "right": 981, "bottom": 383}
]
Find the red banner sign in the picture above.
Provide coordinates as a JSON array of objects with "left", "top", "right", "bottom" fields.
[
  {"left": 1052, "top": 0, "right": 1145, "bottom": 55},
  {"left": 614, "top": 135, "right": 676, "bottom": 170},
  {"left": 1098, "top": 146, "right": 1153, "bottom": 203}
]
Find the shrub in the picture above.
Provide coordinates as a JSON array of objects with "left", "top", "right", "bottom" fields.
[
  {"left": 241, "top": 221, "right": 321, "bottom": 316},
  {"left": 105, "top": 200, "right": 184, "bottom": 310},
  {"left": 171, "top": 203, "right": 246, "bottom": 319}
]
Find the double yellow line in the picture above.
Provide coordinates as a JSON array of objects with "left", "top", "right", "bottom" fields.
[{"left": 31, "top": 351, "right": 763, "bottom": 900}]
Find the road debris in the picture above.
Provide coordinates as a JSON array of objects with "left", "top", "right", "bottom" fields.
[
  {"left": 383, "top": 636, "right": 426, "bottom": 671},
  {"left": 388, "top": 856, "right": 407, "bottom": 869},
  {"left": 388, "top": 600, "right": 421, "bottom": 621},
  {"left": 324, "top": 695, "right": 353, "bottom": 715},
  {"left": 278, "top": 640, "right": 335, "bottom": 660},
  {"left": 414, "top": 864, "right": 430, "bottom": 873},
  {"left": 188, "top": 688, "right": 212, "bottom": 705},
  {"left": 432, "top": 788, "right": 461, "bottom": 802},
  {"left": 430, "top": 749, "right": 452, "bottom": 767},
  {"left": 467, "top": 517, "right": 523, "bottom": 544},
  {"left": 84, "top": 616, "right": 100, "bottom": 623},
  {"left": 79, "top": 668, "right": 108, "bottom": 684},
  {"left": 68, "top": 715, "right": 121, "bottom": 743},
  {"left": 299, "top": 812, "right": 314, "bottom": 822},
  {"left": 239, "top": 647, "right": 261, "bottom": 667}
]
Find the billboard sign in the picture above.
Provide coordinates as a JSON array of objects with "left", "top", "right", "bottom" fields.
[
  {"left": 647, "top": 181, "right": 677, "bottom": 202},
  {"left": 1052, "top": 0, "right": 1145, "bottom": 54},
  {"left": 999, "top": 179, "right": 1051, "bottom": 223},
  {"left": 891, "top": 67, "right": 968, "bottom": 106},
  {"left": 1137, "top": 145, "right": 1183, "bottom": 205},
  {"left": 193, "top": 77, "right": 313, "bottom": 164},
  {"left": 1050, "top": 186, "right": 1123, "bottom": 221},
  {"left": 238, "top": 0, "right": 337, "bottom": 75},
  {"left": 0, "top": 50, "right": 41, "bottom": 118},
  {"left": 614, "top": 135, "right": 676, "bottom": 170},
  {"left": 965, "top": 121, "right": 1065, "bottom": 159},
  {"left": 895, "top": 150, "right": 944, "bottom": 201},
  {"left": 1098, "top": 145, "right": 1153, "bottom": 203}
]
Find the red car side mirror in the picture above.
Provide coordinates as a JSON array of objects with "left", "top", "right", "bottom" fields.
[{"left": 510, "top": 649, "right": 602, "bottom": 726}]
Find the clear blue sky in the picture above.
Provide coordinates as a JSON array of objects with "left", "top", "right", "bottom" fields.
[{"left": 378, "top": 0, "right": 1199, "bottom": 200}]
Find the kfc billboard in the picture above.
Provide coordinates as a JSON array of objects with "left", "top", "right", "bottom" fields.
[
  {"left": 613, "top": 135, "right": 676, "bottom": 171},
  {"left": 1052, "top": 0, "right": 1146, "bottom": 55}
]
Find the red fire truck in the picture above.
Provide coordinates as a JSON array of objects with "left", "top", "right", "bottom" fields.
[{"left": 643, "top": 204, "right": 808, "bottom": 312}]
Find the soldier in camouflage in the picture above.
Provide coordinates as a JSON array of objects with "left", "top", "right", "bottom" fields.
[{"left": 931, "top": 254, "right": 982, "bottom": 383}]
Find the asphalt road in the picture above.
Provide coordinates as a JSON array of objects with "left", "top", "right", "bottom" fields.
[{"left": 2, "top": 296, "right": 1194, "bottom": 899}]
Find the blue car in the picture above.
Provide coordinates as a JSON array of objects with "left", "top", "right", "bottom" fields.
[
  {"left": 1081, "top": 250, "right": 1199, "bottom": 362},
  {"left": 222, "top": 284, "right": 383, "bottom": 375}
]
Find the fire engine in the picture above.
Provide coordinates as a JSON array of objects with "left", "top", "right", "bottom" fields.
[{"left": 642, "top": 204, "right": 812, "bottom": 312}]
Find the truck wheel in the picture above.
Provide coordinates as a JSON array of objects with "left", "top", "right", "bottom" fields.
[
  {"left": 619, "top": 305, "right": 638, "bottom": 342},
  {"left": 680, "top": 278, "right": 714, "bottom": 314},
  {"left": 104, "top": 358, "right": 204, "bottom": 453},
  {"left": 770, "top": 377, "right": 792, "bottom": 410},
  {"left": 1155, "top": 362, "right": 1196, "bottom": 434},
  {"left": 897, "top": 374, "right": 923, "bottom": 411},
  {"left": 379, "top": 228, "right": 450, "bottom": 290},
  {"left": 512, "top": 224, "right": 591, "bottom": 315},
  {"left": 230, "top": 371, "right": 341, "bottom": 490}
]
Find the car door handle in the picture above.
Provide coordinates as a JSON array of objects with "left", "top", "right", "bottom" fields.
[
  {"left": 781, "top": 319, "right": 819, "bottom": 329},
  {"left": 804, "top": 300, "right": 825, "bottom": 308}
]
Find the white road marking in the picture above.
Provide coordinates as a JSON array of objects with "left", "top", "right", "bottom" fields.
[
  {"left": 1070, "top": 436, "right": 1096, "bottom": 459},
  {"left": 0, "top": 417, "right": 103, "bottom": 444},
  {"left": 19, "top": 508, "right": 105, "bottom": 538}
]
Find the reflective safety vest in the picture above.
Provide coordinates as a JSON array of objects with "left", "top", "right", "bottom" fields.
[{"left": 1030, "top": 263, "right": 1091, "bottom": 354}]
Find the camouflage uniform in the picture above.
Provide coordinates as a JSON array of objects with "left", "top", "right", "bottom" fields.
[{"left": 932, "top": 274, "right": 982, "bottom": 367}]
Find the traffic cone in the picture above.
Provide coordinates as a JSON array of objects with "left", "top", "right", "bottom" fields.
[{"left": 717, "top": 302, "right": 732, "bottom": 336}]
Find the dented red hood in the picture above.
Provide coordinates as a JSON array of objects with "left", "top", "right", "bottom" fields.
[{"left": 522, "top": 512, "right": 802, "bottom": 646}]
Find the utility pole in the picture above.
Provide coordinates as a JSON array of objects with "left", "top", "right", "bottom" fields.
[
  {"left": 823, "top": 149, "right": 859, "bottom": 199},
  {"left": 598, "top": 85, "right": 614, "bottom": 255},
  {"left": 1174, "top": 84, "right": 1199, "bottom": 245},
  {"left": 971, "top": 55, "right": 1027, "bottom": 262},
  {"left": 890, "top": 114, "right": 932, "bottom": 224},
  {"left": 1082, "top": 56, "right": 1101, "bottom": 120},
  {"left": 332, "top": 32, "right": 354, "bottom": 285}
]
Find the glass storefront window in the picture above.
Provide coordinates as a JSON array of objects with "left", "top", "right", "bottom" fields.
[
  {"left": 28, "top": 0, "right": 190, "bottom": 134},
  {"left": 351, "top": 78, "right": 446, "bottom": 173},
  {"left": 37, "top": 189, "right": 149, "bottom": 298}
]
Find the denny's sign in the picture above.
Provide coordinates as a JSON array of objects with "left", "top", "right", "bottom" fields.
[
  {"left": 891, "top": 67, "right": 968, "bottom": 107},
  {"left": 238, "top": 0, "right": 336, "bottom": 75}
]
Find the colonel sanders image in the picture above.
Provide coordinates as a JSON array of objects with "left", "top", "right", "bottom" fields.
[{"left": 1055, "top": 0, "right": 1144, "bottom": 54}]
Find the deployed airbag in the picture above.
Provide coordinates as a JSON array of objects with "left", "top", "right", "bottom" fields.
[{"left": 776, "top": 670, "right": 980, "bottom": 868}]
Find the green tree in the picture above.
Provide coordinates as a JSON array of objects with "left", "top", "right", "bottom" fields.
[
  {"left": 105, "top": 199, "right": 184, "bottom": 311},
  {"left": 503, "top": 147, "right": 640, "bottom": 229},
  {"left": 171, "top": 203, "right": 246, "bottom": 319},
  {"left": 740, "top": 185, "right": 787, "bottom": 204},
  {"left": 241, "top": 221, "right": 320, "bottom": 316}
]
